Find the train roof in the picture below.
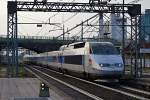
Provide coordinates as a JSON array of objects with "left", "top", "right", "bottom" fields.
[
  {"left": 67, "top": 42, "right": 113, "bottom": 47},
  {"left": 91, "top": 41, "right": 112, "bottom": 43},
  {"left": 71, "top": 41, "right": 111, "bottom": 45},
  {"left": 59, "top": 41, "right": 114, "bottom": 50}
]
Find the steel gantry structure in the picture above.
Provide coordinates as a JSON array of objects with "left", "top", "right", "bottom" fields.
[{"left": 7, "top": 0, "right": 141, "bottom": 77}]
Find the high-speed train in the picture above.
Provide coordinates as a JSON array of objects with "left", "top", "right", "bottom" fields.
[{"left": 24, "top": 42, "right": 124, "bottom": 80}]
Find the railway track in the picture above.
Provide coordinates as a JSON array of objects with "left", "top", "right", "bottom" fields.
[
  {"left": 25, "top": 65, "right": 150, "bottom": 100},
  {"left": 119, "top": 79, "right": 150, "bottom": 92},
  {"left": 98, "top": 81, "right": 150, "bottom": 98}
]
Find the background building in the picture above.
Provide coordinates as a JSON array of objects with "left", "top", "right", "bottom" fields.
[
  {"left": 110, "top": 13, "right": 127, "bottom": 42},
  {"left": 140, "top": 9, "right": 150, "bottom": 42},
  {"left": 103, "top": 13, "right": 127, "bottom": 42}
]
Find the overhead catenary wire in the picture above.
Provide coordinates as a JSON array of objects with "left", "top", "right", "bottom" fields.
[
  {"left": 71, "top": 15, "right": 99, "bottom": 39},
  {"left": 18, "top": 0, "right": 143, "bottom": 37},
  {"left": 48, "top": 12, "right": 79, "bottom": 35},
  {"left": 56, "top": 14, "right": 99, "bottom": 38},
  {"left": 71, "top": 0, "right": 143, "bottom": 40},
  {"left": 68, "top": 20, "right": 99, "bottom": 41},
  {"left": 36, "top": 0, "right": 77, "bottom": 36},
  {"left": 69, "top": 0, "right": 144, "bottom": 41},
  {"left": 70, "top": 17, "right": 99, "bottom": 38},
  {"left": 62, "top": 13, "right": 79, "bottom": 24},
  {"left": 85, "top": 21, "right": 99, "bottom": 38},
  {"left": 17, "top": 0, "right": 79, "bottom": 37},
  {"left": 36, "top": 12, "right": 60, "bottom": 36}
]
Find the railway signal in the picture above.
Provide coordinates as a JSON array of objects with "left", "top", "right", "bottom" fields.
[{"left": 39, "top": 83, "right": 50, "bottom": 97}]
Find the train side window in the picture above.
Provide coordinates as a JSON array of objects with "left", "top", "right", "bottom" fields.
[
  {"left": 48, "top": 56, "right": 53, "bottom": 62},
  {"left": 74, "top": 43, "right": 85, "bottom": 49},
  {"left": 52, "top": 56, "right": 57, "bottom": 62},
  {"left": 64, "top": 55, "right": 83, "bottom": 65}
]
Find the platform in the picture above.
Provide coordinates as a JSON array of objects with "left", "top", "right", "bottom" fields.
[{"left": 0, "top": 78, "right": 53, "bottom": 100}]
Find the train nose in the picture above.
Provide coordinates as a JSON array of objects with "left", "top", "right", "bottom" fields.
[
  {"left": 99, "top": 70, "right": 124, "bottom": 78},
  {"left": 98, "top": 63, "right": 124, "bottom": 75}
]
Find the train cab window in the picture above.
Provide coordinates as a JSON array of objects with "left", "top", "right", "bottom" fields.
[
  {"left": 74, "top": 43, "right": 85, "bottom": 49},
  {"left": 65, "top": 45, "right": 74, "bottom": 50},
  {"left": 90, "top": 43, "right": 119, "bottom": 55}
]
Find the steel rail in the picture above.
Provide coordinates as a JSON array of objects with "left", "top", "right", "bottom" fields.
[{"left": 25, "top": 67, "right": 103, "bottom": 100}]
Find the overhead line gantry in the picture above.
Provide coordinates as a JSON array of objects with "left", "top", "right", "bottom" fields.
[{"left": 9, "top": 1, "right": 140, "bottom": 13}]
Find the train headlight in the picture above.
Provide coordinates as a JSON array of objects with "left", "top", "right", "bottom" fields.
[
  {"left": 99, "top": 64, "right": 104, "bottom": 67},
  {"left": 99, "top": 64, "right": 110, "bottom": 67},
  {"left": 115, "top": 63, "right": 122, "bottom": 67},
  {"left": 118, "top": 64, "right": 122, "bottom": 67}
]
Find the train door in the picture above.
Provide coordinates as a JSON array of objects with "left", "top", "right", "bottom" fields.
[
  {"left": 46, "top": 52, "right": 48, "bottom": 67},
  {"left": 84, "top": 43, "right": 95, "bottom": 79},
  {"left": 58, "top": 52, "right": 64, "bottom": 72},
  {"left": 83, "top": 47, "right": 90, "bottom": 78}
]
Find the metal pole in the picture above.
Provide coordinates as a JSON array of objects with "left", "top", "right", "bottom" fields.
[
  {"left": 63, "top": 25, "right": 65, "bottom": 41},
  {"left": 7, "top": 0, "right": 18, "bottom": 77},
  {"left": 15, "top": 10, "right": 18, "bottom": 77},
  {"left": 67, "top": 28, "right": 69, "bottom": 40},
  {"left": 122, "top": 0, "right": 125, "bottom": 75},
  {"left": 6, "top": 12, "right": 10, "bottom": 77},
  {"left": 139, "top": 14, "right": 143, "bottom": 77},
  {"left": 130, "top": 17, "right": 133, "bottom": 76},
  {"left": 135, "top": 17, "right": 138, "bottom": 78},
  {"left": 81, "top": 21, "right": 83, "bottom": 41},
  {"left": 99, "top": 13, "right": 103, "bottom": 39},
  {"left": 144, "top": 54, "right": 145, "bottom": 68}
]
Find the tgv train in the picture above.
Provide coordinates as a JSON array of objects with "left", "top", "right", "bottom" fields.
[{"left": 24, "top": 42, "right": 124, "bottom": 80}]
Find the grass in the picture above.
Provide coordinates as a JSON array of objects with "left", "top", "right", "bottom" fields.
[
  {"left": 143, "top": 67, "right": 150, "bottom": 73},
  {"left": 0, "top": 65, "right": 7, "bottom": 77},
  {"left": 0, "top": 64, "right": 33, "bottom": 77}
]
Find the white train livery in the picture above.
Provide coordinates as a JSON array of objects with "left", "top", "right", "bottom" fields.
[{"left": 24, "top": 42, "right": 124, "bottom": 80}]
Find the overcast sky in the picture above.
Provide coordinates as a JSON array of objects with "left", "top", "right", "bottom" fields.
[{"left": 0, "top": 0, "right": 149, "bottom": 37}]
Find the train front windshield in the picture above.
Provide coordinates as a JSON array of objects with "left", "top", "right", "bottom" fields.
[{"left": 90, "top": 43, "right": 119, "bottom": 55}]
